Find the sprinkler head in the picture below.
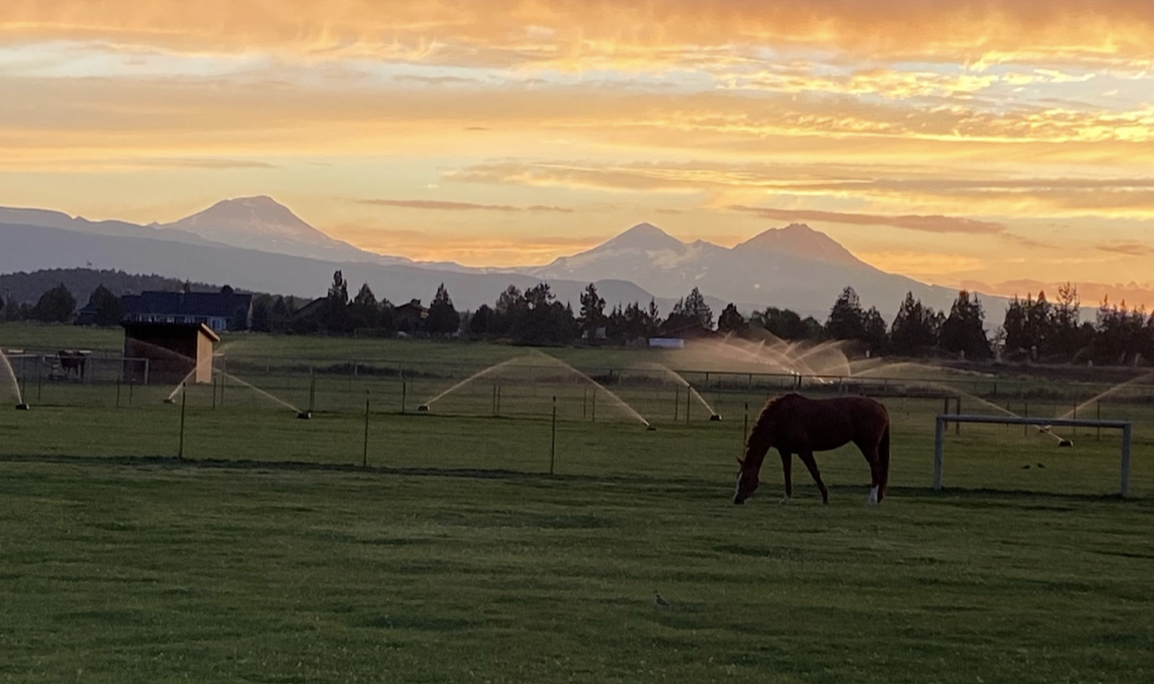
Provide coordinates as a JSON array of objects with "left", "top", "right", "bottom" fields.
[
  {"left": 297, "top": 411, "right": 312, "bottom": 420},
  {"left": 1059, "top": 439, "right": 1074, "bottom": 448},
  {"left": 646, "top": 425, "right": 657, "bottom": 432},
  {"left": 15, "top": 403, "right": 30, "bottom": 411},
  {"left": 162, "top": 398, "right": 176, "bottom": 405},
  {"left": 710, "top": 414, "right": 722, "bottom": 422},
  {"left": 417, "top": 405, "right": 430, "bottom": 412}
]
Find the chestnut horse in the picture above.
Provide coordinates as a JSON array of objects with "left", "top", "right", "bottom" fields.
[{"left": 734, "top": 394, "right": 890, "bottom": 505}]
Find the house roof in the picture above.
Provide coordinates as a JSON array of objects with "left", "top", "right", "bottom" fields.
[{"left": 121, "top": 291, "right": 252, "bottom": 319}]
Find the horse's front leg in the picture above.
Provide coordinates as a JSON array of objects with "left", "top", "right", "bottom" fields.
[
  {"left": 778, "top": 449, "right": 792, "bottom": 504},
  {"left": 797, "top": 450, "right": 829, "bottom": 504}
]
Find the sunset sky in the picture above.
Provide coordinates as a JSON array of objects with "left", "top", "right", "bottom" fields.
[{"left": 4, "top": 1, "right": 1154, "bottom": 307}]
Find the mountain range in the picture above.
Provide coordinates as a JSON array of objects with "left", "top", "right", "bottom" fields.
[{"left": 0, "top": 196, "right": 996, "bottom": 319}]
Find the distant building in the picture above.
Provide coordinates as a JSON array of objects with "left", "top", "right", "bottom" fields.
[
  {"left": 122, "top": 322, "right": 219, "bottom": 385},
  {"left": 394, "top": 299, "right": 429, "bottom": 334},
  {"left": 121, "top": 289, "right": 253, "bottom": 332}
]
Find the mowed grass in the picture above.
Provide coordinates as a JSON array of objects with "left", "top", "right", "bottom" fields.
[
  {"left": 2, "top": 389, "right": 1154, "bottom": 683},
  {"left": 3, "top": 324, "right": 1154, "bottom": 682}
]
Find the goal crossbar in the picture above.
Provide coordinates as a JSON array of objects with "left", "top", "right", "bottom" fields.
[{"left": 934, "top": 414, "right": 1134, "bottom": 497}]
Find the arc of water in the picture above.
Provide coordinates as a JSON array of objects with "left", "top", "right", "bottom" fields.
[
  {"left": 127, "top": 339, "right": 299, "bottom": 412},
  {"left": 532, "top": 351, "right": 650, "bottom": 427},
  {"left": 421, "top": 356, "right": 530, "bottom": 408},
  {"left": 1056, "top": 369, "right": 1154, "bottom": 422},
  {"left": 641, "top": 362, "right": 717, "bottom": 416},
  {"left": 0, "top": 349, "right": 24, "bottom": 405},
  {"left": 856, "top": 361, "right": 1067, "bottom": 442}
]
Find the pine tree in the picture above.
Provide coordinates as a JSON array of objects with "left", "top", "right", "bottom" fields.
[
  {"left": 427, "top": 283, "right": 461, "bottom": 336},
  {"left": 825, "top": 286, "right": 867, "bottom": 341}
]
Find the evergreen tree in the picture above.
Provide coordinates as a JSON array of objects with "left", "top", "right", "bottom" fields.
[
  {"left": 427, "top": 283, "right": 461, "bottom": 336},
  {"left": 890, "top": 292, "right": 938, "bottom": 356},
  {"left": 683, "top": 287, "right": 714, "bottom": 328},
  {"left": 940, "top": 291, "right": 992, "bottom": 360},
  {"left": 825, "top": 286, "right": 866, "bottom": 341},
  {"left": 31, "top": 283, "right": 76, "bottom": 323},
  {"left": 862, "top": 306, "right": 888, "bottom": 355},
  {"left": 579, "top": 283, "right": 606, "bottom": 341},
  {"left": 251, "top": 295, "right": 272, "bottom": 332},
  {"left": 349, "top": 283, "right": 381, "bottom": 330},
  {"left": 470, "top": 304, "right": 493, "bottom": 336},
  {"left": 717, "top": 303, "right": 746, "bottom": 335},
  {"left": 87, "top": 284, "right": 123, "bottom": 326},
  {"left": 322, "top": 270, "right": 353, "bottom": 334}
]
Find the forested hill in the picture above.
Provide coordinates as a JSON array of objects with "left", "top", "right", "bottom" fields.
[{"left": 0, "top": 268, "right": 222, "bottom": 305}]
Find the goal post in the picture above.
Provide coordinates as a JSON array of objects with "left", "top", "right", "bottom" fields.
[{"left": 934, "top": 414, "right": 1134, "bottom": 497}]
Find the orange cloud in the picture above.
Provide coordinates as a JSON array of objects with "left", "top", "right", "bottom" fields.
[
  {"left": 6, "top": 1, "right": 1154, "bottom": 67},
  {"left": 355, "top": 199, "right": 572, "bottom": 213},
  {"left": 960, "top": 279, "right": 1154, "bottom": 311},
  {"left": 729, "top": 206, "right": 1006, "bottom": 235}
]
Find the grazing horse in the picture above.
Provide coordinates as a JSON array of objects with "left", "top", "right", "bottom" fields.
[
  {"left": 57, "top": 350, "right": 89, "bottom": 381},
  {"left": 734, "top": 394, "right": 890, "bottom": 506}
]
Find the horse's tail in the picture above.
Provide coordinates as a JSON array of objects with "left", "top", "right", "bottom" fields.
[{"left": 878, "top": 421, "right": 891, "bottom": 499}]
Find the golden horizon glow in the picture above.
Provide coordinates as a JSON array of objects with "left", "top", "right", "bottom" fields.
[{"left": 3, "top": 1, "right": 1154, "bottom": 307}]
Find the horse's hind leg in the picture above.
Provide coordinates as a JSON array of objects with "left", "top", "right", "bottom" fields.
[
  {"left": 856, "top": 440, "right": 882, "bottom": 505},
  {"left": 797, "top": 450, "right": 829, "bottom": 504}
]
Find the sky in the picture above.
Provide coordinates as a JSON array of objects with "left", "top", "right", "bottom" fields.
[{"left": 3, "top": 1, "right": 1154, "bottom": 308}]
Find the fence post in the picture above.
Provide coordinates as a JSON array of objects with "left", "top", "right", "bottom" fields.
[
  {"left": 178, "top": 384, "right": 187, "bottom": 460},
  {"left": 933, "top": 415, "right": 945, "bottom": 491},
  {"left": 550, "top": 396, "right": 557, "bottom": 476},
  {"left": 116, "top": 376, "right": 122, "bottom": 408},
  {"left": 363, "top": 393, "right": 371, "bottom": 468},
  {"left": 36, "top": 362, "right": 42, "bottom": 403},
  {"left": 590, "top": 387, "right": 595, "bottom": 423},
  {"left": 1121, "top": 423, "right": 1132, "bottom": 498},
  {"left": 674, "top": 386, "right": 680, "bottom": 422},
  {"left": 1023, "top": 399, "right": 1029, "bottom": 437},
  {"left": 685, "top": 385, "right": 691, "bottom": 425},
  {"left": 955, "top": 397, "right": 962, "bottom": 436},
  {"left": 401, "top": 380, "right": 407, "bottom": 414},
  {"left": 1097, "top": 401, "right": 1102, "bottom": 441}
]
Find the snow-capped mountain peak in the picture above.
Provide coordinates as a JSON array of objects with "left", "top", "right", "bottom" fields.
[
  {"left": 158, "top": 196, "right": 406, "bottom": 265},
  {"left": 735, "top": 223, "right": 863, "bottom": 267}
]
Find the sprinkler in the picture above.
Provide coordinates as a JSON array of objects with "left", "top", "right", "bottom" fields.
[
  {"left": 646, "top": 425, "right": 657, "bottom": 432},
  {"left": 163, "top": 397, "right": 176, "bottom": 405},
  {"left": 15, "top": 403, "right": 30, "bottom": 411},
  {"left": 1058, "top": 439, "right": 1074, "bottom": 448},
  {"left": 297, "top": 411, "right": 312, "bottom": 420},
  {"left": 710, "top": 413, "right": 722, "bottom": 422},
  {"left": 417, "top": 405, "right": 430, "bottom": 412}
]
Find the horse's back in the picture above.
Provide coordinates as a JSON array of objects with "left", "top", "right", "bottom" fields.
[{"left": 791, "top": 395, "right": 888, "bottom": 451}]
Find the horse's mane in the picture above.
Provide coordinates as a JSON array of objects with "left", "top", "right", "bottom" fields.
[{"left": 747, "top": 393, "right": 801, "bottom": 451}]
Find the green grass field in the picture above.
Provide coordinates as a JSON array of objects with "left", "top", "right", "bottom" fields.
[{"left": 2, "top": 323, "right": 1154, "bottom": 682}]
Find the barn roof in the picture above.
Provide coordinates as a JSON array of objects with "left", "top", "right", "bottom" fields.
[{"left": 122, "top": 321, "right": 221, "bottom": 342}]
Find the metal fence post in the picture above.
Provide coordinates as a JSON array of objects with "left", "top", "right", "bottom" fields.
[
  {"left": 933, "top": 415, "right": 945, "bottom": 491},
  {"left": 1121, "top": 423, "right": 1132, "bottom": 498},
  {"left": 550, "top": 396, "right": 557, "bottom": 475}
]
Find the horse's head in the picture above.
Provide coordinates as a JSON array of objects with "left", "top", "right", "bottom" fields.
[{"left": 733, "top": 456, "right": 760, "bottom": 505}]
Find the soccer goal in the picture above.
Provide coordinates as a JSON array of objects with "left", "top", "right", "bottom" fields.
[{"left": 934, "top": 414, "right": 1134, "bottom": 497}]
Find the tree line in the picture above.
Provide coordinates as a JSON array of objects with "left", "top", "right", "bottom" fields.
[{"left": 6, "top": 269, "right": 1154, "bottom": 367}]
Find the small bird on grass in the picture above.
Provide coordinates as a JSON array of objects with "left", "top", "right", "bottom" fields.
[{"left": 653, "top": 591, "right": 670, "bottom": 607}]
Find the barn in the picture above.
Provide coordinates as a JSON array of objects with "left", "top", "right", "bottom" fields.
[{"left": 122, "top": 322, "right": 219, "bottom": 385}]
